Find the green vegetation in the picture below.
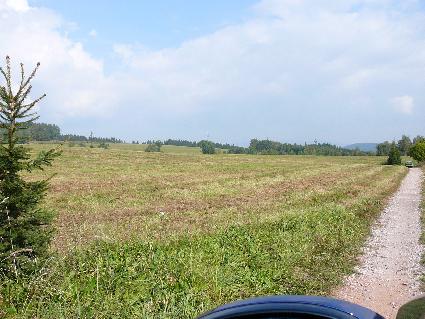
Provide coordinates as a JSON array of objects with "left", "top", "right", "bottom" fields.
[
  {"left": 15, "top": 123, "right": 60, "bottom": 142},
  {"left": 163, "top": 139, "right": 198, "bottom": 147},
  {"left": 98, "top": 142, "right": 109, "bottom": 149},
  {"left": 0, "top": 57, "right": 60, "bottom": 275},
  {"left": 161, "top": 139, "right": 234, "bottom": 149},
  {"left": 376, "top": 141, "right": 391, "bottom": 156},
  {"left": 62, "top": 133, "right": 123, "bottom": 144},
  {"left": 2, "top": 205, "right": 391, "bottom": 318},
  {"left": 387, "top": 143, "right": 402, "bottom": 165},
  {"left": 139, "top": 138, "right": 375, "bottom": 156},
  {"left": 2, "top": 122, "right": 124, "bottom": 144},
  {"left": 344, "top": 143, "right": 378, "bottom": 153},
  {"left": 232, "top": 139, "right": 372, "bottom": 156},
  {"left": 199, "top": 140, "right": 216, "bottom": 154},
  {"left": 377, "top": 135, "right": 424, "bottom": 156},
  {"left": 409, "top": 142, "right": 425, "bottom": 163},
  {"left": 398, "top": 135, "right": 413, "bottom": 156},
  {"left": 396, "top": 296, "right": 425, "bottom": 319},
  {"left": 145, "top": 141, "right": 162, "bottom": 152},
  {"left": 0, "top": 143, "right": 407, "bottom": 318}
]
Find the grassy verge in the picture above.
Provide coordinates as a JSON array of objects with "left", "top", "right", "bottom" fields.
[{"left": 0, "top": 204, "right": 392, "bottom": 318}]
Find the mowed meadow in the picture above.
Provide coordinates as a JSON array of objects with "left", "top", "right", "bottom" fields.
[{"left": 2, "top": 143, "right": 407, "bottom": 318}]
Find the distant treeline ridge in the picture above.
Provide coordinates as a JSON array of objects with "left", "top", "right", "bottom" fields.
[
  {"left": 3, "top": 123, "right": 124, "bottom": 143},
  {"left": 14, "top": 123, "right": 422, "bottom": 157},
  {"left": 139, "top": 138, "right": 372, "bottom": 156}
]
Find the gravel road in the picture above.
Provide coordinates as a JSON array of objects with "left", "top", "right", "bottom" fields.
[{"left": 333, "top": 167, "right": 424, "bottom": 319}]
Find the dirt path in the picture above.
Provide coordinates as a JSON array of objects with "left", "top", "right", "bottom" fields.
[{"left": 334, "top": 167, "right": 424, "bottom": 319}]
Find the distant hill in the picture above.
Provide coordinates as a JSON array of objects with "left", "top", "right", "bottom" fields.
[{"left": 344, "top": 143, "right": 377, "bottom": 153}]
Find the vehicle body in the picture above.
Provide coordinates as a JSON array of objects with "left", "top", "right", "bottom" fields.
[
  {"left": 405, "top": 161, "right": 414, "bottom": 168},
  {"left": 197, "top": 296, "right": 384, "bottom": 319}
]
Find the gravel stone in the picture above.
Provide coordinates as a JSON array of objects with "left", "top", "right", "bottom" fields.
[{"left": 333, "top": 168, "right": 424, "bottom": 319}]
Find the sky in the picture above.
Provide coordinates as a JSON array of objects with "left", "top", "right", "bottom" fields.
[{"left": 0, "top": 0, "right": 424, "bottom": 146}]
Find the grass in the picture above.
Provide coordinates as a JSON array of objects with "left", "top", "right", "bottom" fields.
[{"left": 0, "top": 144, "right": 408, "bottom": 318}]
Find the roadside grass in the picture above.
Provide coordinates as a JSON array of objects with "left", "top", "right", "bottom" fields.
[
  {"left": 0, "top": 144, "right": 408, "bottom": 318},
  {"left": 2, "top": 203, "right": 399, "bottom": 318}
]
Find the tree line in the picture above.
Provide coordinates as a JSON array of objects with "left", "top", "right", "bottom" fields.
[
  {"left": 141, "top": 138, "right": 373, "bottom": 156},
  {"left": 227, "top": 139, "right": 371, "bottom": 156},
  {"left": 376, "top": 135, "right": 425, "bottom": 165},
  {"left": 376, "top": 135, "right": 425, "bottom": 156},
  {"left": 60, "top": 134, "right": 123, "bottom": 144},
  {"left": 156, "top": 136, "right": 425, "bottom": 158},
  {"left": 202, "top": 139, "right": 373, "bottom": 156},
  {"left": 140, "top": 138, "right": 237, "bottom": 150},
  {"left": 0, "top": 122, "right": 124, "bottom": 143}
]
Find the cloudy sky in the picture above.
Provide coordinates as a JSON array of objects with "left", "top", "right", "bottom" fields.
[{"left": 0, "top": 0, "right": 424, "bottom": 145}]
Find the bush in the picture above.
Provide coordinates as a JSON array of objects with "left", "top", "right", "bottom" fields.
[
  {"left": 409, "top": 141, "right": 425, "bottom": 163},
  {"left": 145, "top": 141, "right": 162, "bottom": 152},
  {"left": 199, "top": 140, "right": 216, "bottom": 154},
  {"left": 98, "top": 142, "right": 109, "bottom": 149},
  {"left": 387, "top": 143, "right": 401, "bottom": 165}
]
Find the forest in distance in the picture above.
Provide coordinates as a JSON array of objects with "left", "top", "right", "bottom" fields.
[{"left": 10, "top": 122, "right": 423, "bottom": 157}]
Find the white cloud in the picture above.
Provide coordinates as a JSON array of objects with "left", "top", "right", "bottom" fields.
[
  {"left": 0, "top": 0, "right": 114, "bottom": 117},
  {"left": 0, "top": 0, "right": 424, "bottom": 142},
  {"left": 3, "top": 0, "right": 29, "bottom": 12},
  {"left": 113, "top": 1, "right": 425, "bottom": 116},
  {"left": 113, "top": 44, "right": 137, "bottom": 61},
  {"left": 391, "top": 95, "right": 414, "bottom": 114}
]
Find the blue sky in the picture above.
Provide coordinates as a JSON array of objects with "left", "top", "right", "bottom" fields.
[
  {"left": 30, "top": 1, "right": 257, "bottom": 55},
  {"left": 1, "top": 0, "right": 425, "bottom": 145}
]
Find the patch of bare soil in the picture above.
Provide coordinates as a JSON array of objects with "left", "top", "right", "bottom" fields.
[{"left": 334, "top": 168, "right": 424, "bottom": 319}]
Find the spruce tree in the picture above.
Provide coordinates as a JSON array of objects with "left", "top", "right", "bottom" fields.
[{"left": 0, "top": 56, "right": 60, "bottom": 275}]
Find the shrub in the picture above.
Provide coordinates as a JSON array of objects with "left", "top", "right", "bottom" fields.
[
  {"left": 199, "top": 140, "right": 216, "bottom": 154},
  {"left": 145, "top": 141, "right": 162, "bottom": 152},
  {"left": 387, "top": 143, "right": 401, "bottom": 165},
  {"left": 409, "top": 141, "right": 425, "bottom": 163},
  {"left": 98, "top": 142, "right": 109, "bottom": 149}
]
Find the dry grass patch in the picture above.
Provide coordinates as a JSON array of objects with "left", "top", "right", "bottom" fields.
[{"left": 23, "top": 144, "right": 405, "bottom": 252}]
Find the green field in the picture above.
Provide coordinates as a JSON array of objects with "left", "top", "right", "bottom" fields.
[{"left": 1, "top": 144, "right": 407, "bottom": 318}]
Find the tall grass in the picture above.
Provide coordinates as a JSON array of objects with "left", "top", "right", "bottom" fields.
[{"left": 2, "top": 200, "right": 400, "bottom": 318}]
